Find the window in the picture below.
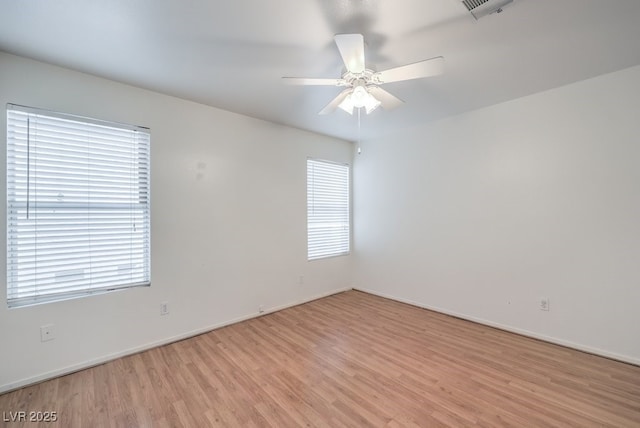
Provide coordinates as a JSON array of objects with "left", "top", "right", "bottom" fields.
[
  {"left": 6, "top": 104, "right": 150, "bottom": 307},
  {"left": 307, "top": 158, "right": 350, "bottom": 260}
]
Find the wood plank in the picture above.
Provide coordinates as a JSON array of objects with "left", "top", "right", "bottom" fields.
[{"left": 1, "top": 290, "right": 639, "bottom": 427}]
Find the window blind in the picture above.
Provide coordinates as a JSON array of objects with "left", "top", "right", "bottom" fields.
[
  {"left": 307, "top": 159, "right": 350, "bottom": 260},
  {"left": 6, "top": 104, "right": 151, "bottom": 307}
]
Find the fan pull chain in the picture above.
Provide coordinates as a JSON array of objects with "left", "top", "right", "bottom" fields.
[{"left": 357, "top": 108, "right": 362, "bottom": 154}]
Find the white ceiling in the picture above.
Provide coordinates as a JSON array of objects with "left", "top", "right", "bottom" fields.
[{"left": 1, "top": 0, "right": 640, "bottom": 141}]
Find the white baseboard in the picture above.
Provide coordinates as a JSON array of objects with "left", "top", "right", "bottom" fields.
[
  {"left": 0, "top": 287, "right": 351, "bottom": 394},
  {"left": 354, "top": 287, "right": 640, "bottom": 367},
  {"left": 7, "top": 285, "right": 635, "bottom": 394}
]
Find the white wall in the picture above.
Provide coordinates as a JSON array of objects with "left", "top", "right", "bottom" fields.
[
  {"left": 354, "top": 65, "right": 640, "bottom": 364},
  {"left": 0, "top": 52, "right": 353, "bottom": 392}
]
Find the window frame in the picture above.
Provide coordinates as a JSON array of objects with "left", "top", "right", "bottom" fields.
[
  {"left": 6, "top": 104, "right": 151, "bottom": 308},
  {"left": 307, "top": 158, "right": 351, "bottom": 261}
]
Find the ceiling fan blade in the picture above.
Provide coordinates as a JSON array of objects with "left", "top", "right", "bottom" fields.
[
  {"left": 368, "top": 86, "right": 404, "bottom": 110},
  {"left": 319, "top": 89, "right": 352, "bottom": 115},
  {"left": 376, "top": 56, "right": 444, "bottom": 84},
  {"left": 282, "top": 77, "right": 345, "bottom": 86},
  {"left": 334, "top": 34, "right": 365, "bottom": 74}
]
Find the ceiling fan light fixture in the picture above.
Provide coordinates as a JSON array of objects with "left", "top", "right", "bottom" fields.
[
  {"left": 338, "top": 86, "right": 381, "bottom": 115},
  {"left": 364, "top": 90, "right": 381, "bottom": 114},
  {"left": 338, "top": 94, "right": 355, "bottom": 115},
  {"left": 283, "top": 33, "right": 444, "bottom": 116},
  {"left": 351, "top": 85, "right": 368, "bottom": 108}
]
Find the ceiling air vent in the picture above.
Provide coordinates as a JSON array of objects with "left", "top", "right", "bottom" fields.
[{"left": 462, "top": 0, "right": 514, "bottom": 20}]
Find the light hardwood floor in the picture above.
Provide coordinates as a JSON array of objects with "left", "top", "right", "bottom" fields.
[{"left": 1, "top": 290, "right": 639, "bottom": 427}]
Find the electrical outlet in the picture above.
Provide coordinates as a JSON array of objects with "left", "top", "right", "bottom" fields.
[
  {"left": 259, "top": 305, "right": 264, "bottom": 313},
  {"left": 299, "top": 275, "right": 304, "bottom": 285},
  {"left": 539, "top": 298, "right": 550, "bottom": 311},
  {"left": 160, "top": 302, "right": 169, "bottom": 316},
  {"left": 40, "top": 324, "right": 55, "bottom": 342}
]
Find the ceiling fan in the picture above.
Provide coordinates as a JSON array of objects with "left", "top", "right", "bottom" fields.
[{"left": 283, "top": 34, "right": 444, "bottom": 115}]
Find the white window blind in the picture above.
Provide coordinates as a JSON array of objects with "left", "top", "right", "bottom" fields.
[
  {"left": 307, "top": 159, "right": 350, "bottom": 260},
  {"left": 6, "top": 104, "right": 150, "bottom": 307}
]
